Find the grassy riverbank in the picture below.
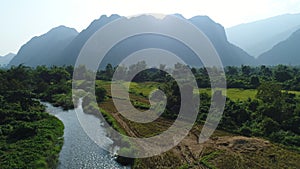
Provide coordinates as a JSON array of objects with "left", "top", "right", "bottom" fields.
[
  {"left": 0, "top": 109, "right": 64, "bottom": 169},
  {"left": 0, "top": 66, "right": 70, "bottom": 169}
]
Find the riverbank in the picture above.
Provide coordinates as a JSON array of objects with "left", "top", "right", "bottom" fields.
[
  {"left": 0, "top": 108, "right": 64, "bottom": 169},
  {"left": 44, "top": 102, "right": 128, "bottom": 169},
  {"left": 78, "top": 94, "right": 135, "bottom": 166}
]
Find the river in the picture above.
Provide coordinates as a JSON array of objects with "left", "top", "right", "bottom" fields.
[{"left": 44, "top": 102, "right": 129, "bottom": 169}]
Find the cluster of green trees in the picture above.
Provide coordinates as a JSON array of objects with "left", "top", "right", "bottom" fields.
[
  {"left": 224, "top": 65, "right": 300, "bottom": 90},
  {"left": 217, "top": 83, "right": 299, "bottom": 150},
  {"left": 97, "top": 63, "right": 300, "bottom": 150},
  {"left": 97, "top": 62, "right": 170, "bottom": 82},
  {"left": 197, "top": 65, "right": 299, "bottom": 150},
  {"left": 0, "top": 65, "right": 72, "bottom": 168},
  {"left": 0, "top": 65, "right": 74, "bottom": 110},
  {"left": 32, "top": 65, "right": 74, "bottom": 110}
]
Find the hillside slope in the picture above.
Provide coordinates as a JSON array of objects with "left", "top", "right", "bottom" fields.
[
  {"left": 0, "top": 53, "right": 15, "bottom": 67},
  {"left": 226, "top": 13, "right": 300, "bottom": 57},
  {"left": 8, "top": 26, "right": 78, "bottom": 67},
  {"left": 258, "top": 28, "right": 300, "bottom": 65}
]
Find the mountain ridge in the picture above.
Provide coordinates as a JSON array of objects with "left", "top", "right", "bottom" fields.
[
  {"left": 53, "top": 14, "right": 121, "bottom": 66},
  {"left": 189, "top": 16, "right": 256, "bottom": 66},
  {"left": 8, "top": 14, "right": 256, "bottom": 67},
  {"left": 0, "top": 53, "right": 15, "bottom": 67},
  {"left": 257, "top": 28, "right": 300, "bottom": 65},
  {"left": 226, "top": 13, "right": 300, "bottom": 57},
  {"left": 9, "top": 26, "right": 79, "bottom": 67}
]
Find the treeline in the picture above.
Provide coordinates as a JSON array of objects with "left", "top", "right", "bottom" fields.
[
  {"left": 224, "top": 65, "right": 300, "bottom": 90},
  {"left": 97, "top": 62, "right": 300, "bottom": 91},
  {"left": 0, "top": 65, "right": 74, "bottom": 110}
]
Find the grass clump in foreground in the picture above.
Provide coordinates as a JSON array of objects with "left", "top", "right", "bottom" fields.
[
  {"left": 200, "top": 150, "right": 222, "bottom": 169},
  {"left": 0, "top": 110, "right": 64, "bottom": 169}
]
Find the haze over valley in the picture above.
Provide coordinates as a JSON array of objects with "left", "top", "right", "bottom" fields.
[{"left": 1, "top": 1, "right": 300, "bottom": 168}]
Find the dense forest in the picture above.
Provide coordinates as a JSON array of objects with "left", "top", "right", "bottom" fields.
[
  {"left": 1, "top": 63, "right": 300, "bottom": 168},
  {"left": 0, "top": 65, "right": 72, "bottom": 169}
]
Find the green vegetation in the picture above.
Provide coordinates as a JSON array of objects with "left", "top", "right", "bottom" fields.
[
  {"left": 0, "top": 65, "right": 73, "bottom": 169},
  {"left": 95, "top": 63, "right": 300, "bottom": 168},
  {"left": 200, "top": 151, "right": 222, "bottom": 169},
  {"left": 2, "top": 63, "right": 300, "bottom": 168},
  {"left": 198, "top": 88, "right": 300, "bottom": 101},
  {"left": 34, "top": 65, "right": 74, "bottom": 110},
  {"left": 198, "top": 88, "right": 258, "bottom": 101},
  {"left": 178, "top": 164, "right": 190, "bottom": 169},
  {"left": 100, "top": 108, "right": 126, "bottom": 135},
  {"left": 0, "top": 111, "right": 64, "bottom": 169}
]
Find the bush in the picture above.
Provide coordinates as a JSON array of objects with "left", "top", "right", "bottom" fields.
[
  {"left": 239, "top": 126, "right": 252, "bottom": 137},
  {"left": 116, "top": 147, "right": 135, "bottom": 166}
]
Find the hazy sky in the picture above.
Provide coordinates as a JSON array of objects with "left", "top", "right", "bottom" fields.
[{"left": 1, "top": 0, "right": 300, "bottom": 56}]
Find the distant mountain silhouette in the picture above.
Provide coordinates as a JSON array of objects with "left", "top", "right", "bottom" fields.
[
  {"left": 57, "top": 14, "right": 255, "bottom": 67},
  {"left": 189, "top": 16, "right": 256, "bottom": 66},
  {"left": 257, "top": 28, "right": 300, "bottom": 65},
  {"left": 54, "top": 14, "right": 120, "bottom": 66},
  {"left": 8, "top": 14, "right": 256, "bottom": 67},
  {"left": 226, "top": 13, "right": 300, "bottom": 57},
  {"left": 0, "top": 53, "right": 15, "bottom": 67},
  {"left": 9, "top": 26, "right": 78, "bottom": 67},
  {"left": 97, "top": 15, "right": 256, "bottom": 67}
]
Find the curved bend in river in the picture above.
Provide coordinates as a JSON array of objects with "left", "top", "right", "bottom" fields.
[{"left": 44, "top": 102, "right": 129, "bottom": 169}]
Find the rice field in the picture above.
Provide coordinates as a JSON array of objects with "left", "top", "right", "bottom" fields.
[
  {"left": 198, "top": 88, "right": 257, "bottom": 101},
  {"left": 96, "top": 80, "right": 300, "bottom": 102}
]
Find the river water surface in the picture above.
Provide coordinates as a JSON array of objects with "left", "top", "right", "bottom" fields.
[{"left": 44, "top": 102, "right": 129, "bottom": 169}]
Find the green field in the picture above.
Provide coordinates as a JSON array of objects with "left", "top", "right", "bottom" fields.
[
  {"left": 96, "top": 80, "right": 160, "bottom": 97},
  {"left": 96, "top": 80, "right": 300, "bottom": 101},
  {"left": 198, "top": 88, "right": 300, "bottom": 101},
  {"left": 199, "top": 88, "right": 257, "bottom": 101}
]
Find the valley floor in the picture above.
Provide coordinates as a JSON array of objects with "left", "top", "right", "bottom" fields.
[{"left": 96, "top": 80, "right": 300, "bottom": 169}]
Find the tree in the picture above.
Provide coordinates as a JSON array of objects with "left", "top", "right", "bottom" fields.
[
  {"left": 105, "top": 63, "right": 114, "bottom": 80},
  {"left": 113, "top": 65, "right": 127, "bottom": 80},
  {"left": 128, "top": 61, "right": 147, "bottom": 82},
  {"left": 226, "top": 66, "right": 238, "bottom": 76},
  {"left": 250, "top": 76, "right": 260, "bottom": 88},
  {"left": 259, "top": 65, "right": 272, "bottom": 77},
  {"left": 274, "top": 65, "right": 293, "bottom": 82},
  {"left": 256, "top": 82, "right": 281, "bottom": 103},
  {"left": 261, "top": 117, "right": 280, "bottom": 136},
  {"left": 239, "top": 125, "right": 252, "bottom": 137},
  {"left": 241, "top": 65, "right": 251, "bottom": 76},
  {"left": 95, "top": 86, "right": 107, "bottom": 102}
]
